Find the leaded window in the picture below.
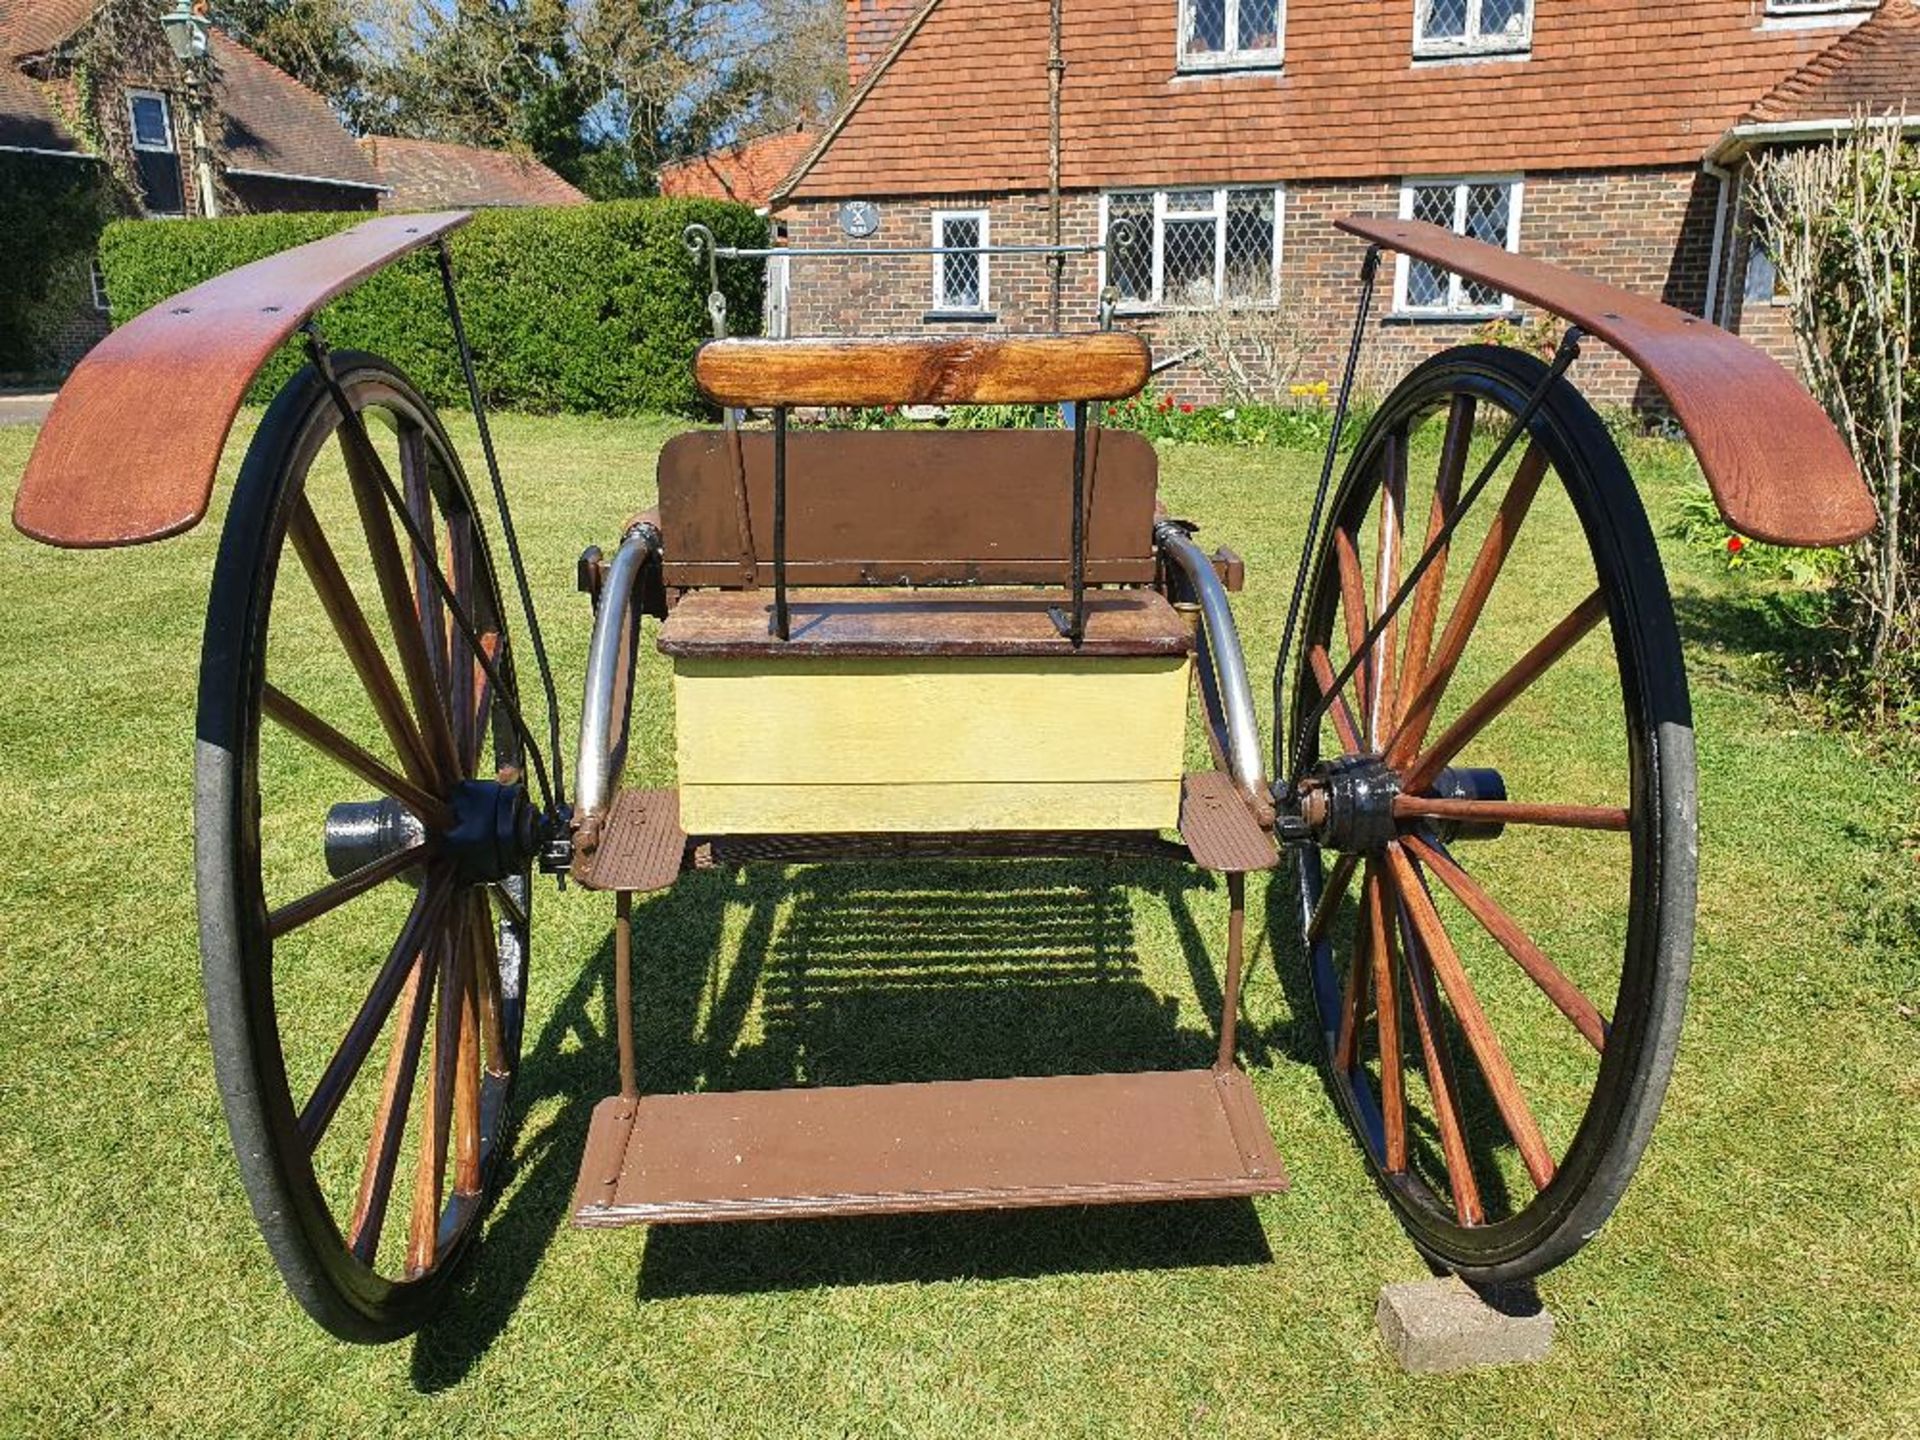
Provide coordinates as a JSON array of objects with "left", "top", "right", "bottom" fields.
[
  {"left": 1414, "top": 0, "right": 1531, "bottom": 57},
  {"left": 932, "top": 210, "right": 988, "bottom": 313},
  {"left": 1101, "top": 187, "right": 1283, "bottom": 310},
  {"left": 1395, "top": 178, "right": 1523, "bottom": 315},
  {"left": 1179, "top": 0, "right": 1284, "bottom": 70}
]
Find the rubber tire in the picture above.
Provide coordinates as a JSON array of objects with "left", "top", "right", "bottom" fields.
[
  {"left": 197, "top": 353, "right": 525, "bottom": 1342},
  {"left": 1292, "top": 344, "right": 1696, "bottom": 1283}
]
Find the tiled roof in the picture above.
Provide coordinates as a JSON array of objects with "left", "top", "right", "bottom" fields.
[
  {"left": 1745, "top": 0, "right": 1918, "bottom": 124},
  {"left": 658, "top": 126, "right": 817, "bottom": 207},
  {"left": 782, "top": 0, "right": 1861, "bottom": 201},
  {"left": 0, "top": 0, "right": 92, "bottom": 58},
  {"left": 0, "top": 60, "right": 79, "bottom": 151},
  {"left": 213, "top": 33, "right": 380, "bottom": 187},
  {"left": 361, "top": 136, "right": 587, "bottom": 209}
]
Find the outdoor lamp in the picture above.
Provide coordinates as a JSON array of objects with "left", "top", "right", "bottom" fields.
[{"left": 159, "top": 0, "right": 210, "bottom": 65}]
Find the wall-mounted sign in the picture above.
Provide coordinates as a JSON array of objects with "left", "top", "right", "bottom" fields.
[{"left": 839, "top": 200, "right": 880, "bottom": 239}]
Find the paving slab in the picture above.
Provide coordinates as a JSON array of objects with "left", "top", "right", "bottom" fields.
[{"left": 1376, "top": 1275, "right": 1554, "bottom": 1374}]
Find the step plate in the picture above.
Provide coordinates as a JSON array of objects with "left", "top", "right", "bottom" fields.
[{"left": 572, "top": 1069, "right": 1288, "bottom": 1227}]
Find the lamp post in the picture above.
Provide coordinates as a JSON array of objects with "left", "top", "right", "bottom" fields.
[{"left": 158, "top": 0, "right": 218, "bottom": 217}]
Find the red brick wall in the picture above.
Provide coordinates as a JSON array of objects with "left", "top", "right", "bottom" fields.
[{"left": 780, "top": 164, "right": 1737, "bottom": 411}]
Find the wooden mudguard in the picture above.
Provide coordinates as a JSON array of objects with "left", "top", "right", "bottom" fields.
[
  {"left": 1339, "top": 216, "right": 1878, "bottom": 548},
  {"left": 695, "top": 333, "right": 1152, "bottom": 408},
  {"left": 12, "top": 211, "right": 471, "bottom": 549}
]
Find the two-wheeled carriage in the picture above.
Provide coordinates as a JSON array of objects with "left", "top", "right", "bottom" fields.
[{"left": 12, "top": 209, "right": 1875, "bottom": 1340}]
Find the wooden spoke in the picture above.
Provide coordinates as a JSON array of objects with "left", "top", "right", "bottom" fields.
[
  {"left": 1386, "top": 442, "right": 1550, "bottom": 770},
  {"left": 1399, "top": 395, "right": 1473, "bottom": 718},
  {"left": 266, "top": 841, "right": 429, "bottom": 940},
  {"left": 466, "top": 631, "right": 499, "bottom": 778},
  {"left": 1307, "top": 852, "right": 1359, "bottom": 945},
  {"left": 400, "top": 427, "right": 450, "bottom": 701},
  {"left": 453, "top": 900, "right": 483, "bottom": 1197},
  {"left": 1402, "top": 834, "right": 1609, "bottom": 1052},
  {"left": 1404, "top": 588, "right": 1609, "bottom": 796},
  {"left": 1308, "top": 645, "right": 1366, "bottom": 756},
  {"left": 444, "top": 508, "right": 478, "bottom": 777},
  {"left": 296, "top": 871, "right": 451, "bottom": 1150},
  {"left": 288, "top": 498, "right": 438, "bottom": 790},
  {"left": 346, "top": 943, "right": 433, "bottom": 1264},
  {"left": 1334, "top": 892, "right": 1372, "bottom": 1070},
  {"left": 468, "top": 891, "right": 510, "bottom": 1077},
  {"left": 262, "top": 683, "right": 451, "bottom": 829},
  {"left": 1394, "top": 797, "right": 1631, "bottom": 833},
  {"left": 1366, "top": 859, "right": 1408, "bottom": 1173},
  {"left": 1387, "top": 843, "right": 1557, "bottom": 1191},
  {"left": 335, "top": 422, "right": 462, "bottom": 786},
  {"left": 1369, "top": 432, "right": 1409, "bottom": 748},
  {"left": 1386, "top": 862, "right": 1485, "bottom": 1224},
  {"left": 1333, "top": 525, "right": 1372, "bottom": 725},
  {"left": 407, "top": 900, "right": 466, "bottom": 1277}
]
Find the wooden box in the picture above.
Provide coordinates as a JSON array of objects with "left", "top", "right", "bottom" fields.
[{"left": 658, "top": 588, "right": 1193, "bottom": 835}]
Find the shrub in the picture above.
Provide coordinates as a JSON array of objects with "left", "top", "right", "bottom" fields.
[
  {"left": 0, "top": 156, "right": 116, "bottom": 378},
  {"left": 97, "top": 198, "right": 766, "bottom": 414},
  {"left": 1748, "top": 123, "right": 1919, "bottom": 728}
]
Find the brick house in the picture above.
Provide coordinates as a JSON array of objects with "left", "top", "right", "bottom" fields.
[
  {"left": 771, "top": 0, "right": 1920, "bottom": 406},
  {"left": 0, "top": 0, "right": 583, "bottom": 377}
]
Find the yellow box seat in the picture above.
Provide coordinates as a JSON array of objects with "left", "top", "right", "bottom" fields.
[{"left": 659, "top": 587, "right": 1194, "bottom": 835}]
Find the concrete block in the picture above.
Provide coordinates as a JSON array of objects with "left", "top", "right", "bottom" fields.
[{"left": 1376, "top": 1275, "right": 1554, "bottom": 1374}]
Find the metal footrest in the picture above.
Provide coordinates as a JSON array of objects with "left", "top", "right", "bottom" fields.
[
  {"left": 1179, "top": 771, "right": 1278, "bottom": 872},
  {"left": 574, "top": 788, "right": 686, "bottom": 892},
  {"left": 571, "top": 1068, "right": 1287, "bottom": 1227}
]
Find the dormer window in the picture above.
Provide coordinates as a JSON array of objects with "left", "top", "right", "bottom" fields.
[
  {"left": 1414, "top": 0, "right": 1532, "bottom": 59},
  {"left": 1179, "top": 0, "right": 1284, "bottom": 72}
]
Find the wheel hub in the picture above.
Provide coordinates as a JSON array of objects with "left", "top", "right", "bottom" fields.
[
  {"left": 1299, "top": 754, "right": 1400, "bottom": 854},
  {"left": 324, "top": 779, "right": 543, "bottom": 887}
]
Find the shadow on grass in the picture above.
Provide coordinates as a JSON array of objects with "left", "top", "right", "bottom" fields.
[{"left": 412, "top": 857, "right": 1281, "bottom": 1387}]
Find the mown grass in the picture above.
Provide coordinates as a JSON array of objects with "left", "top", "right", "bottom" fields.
[{"left": 1, "top": 412, "right": 1915, "bottom": 1439}]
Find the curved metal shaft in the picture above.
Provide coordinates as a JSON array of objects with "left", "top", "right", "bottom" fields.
[
  {"left": 576, "top": 524, "right": 661, "bottom": 822},
  {"left": 1156, "top": 522, "right": 1265, "bottom": 802}
]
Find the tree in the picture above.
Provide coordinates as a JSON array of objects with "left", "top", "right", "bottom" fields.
[{"left": 211, "top": 0, "right": 363, "bottom": 110}]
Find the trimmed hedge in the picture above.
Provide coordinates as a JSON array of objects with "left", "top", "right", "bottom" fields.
[
  {"left": 97, "top": 198, "right": 766, "bottom": 414},
  {"left": 0, "top": 155, "right": 114, "bottom": 377}
]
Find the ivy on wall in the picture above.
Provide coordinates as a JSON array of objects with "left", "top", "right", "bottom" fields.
[{"left": 0, "top": 155, "right": 115, "bottom": 376}]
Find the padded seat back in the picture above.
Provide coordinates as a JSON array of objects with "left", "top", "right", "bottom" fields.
[{"left": 656, "top": 428, "right": 1161, "bottom": 591}]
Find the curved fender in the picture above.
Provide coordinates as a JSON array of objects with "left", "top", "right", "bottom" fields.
[
  {"left": 12, "top": 210, "right": 471, "bottom": 549},
  {"left": 1338, "top": 216, "right": 1878, "bottom": 549}
]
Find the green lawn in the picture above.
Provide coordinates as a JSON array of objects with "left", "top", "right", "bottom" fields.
[{"left": 0, "top": 411, "right": 1915, "bottom": 1438}]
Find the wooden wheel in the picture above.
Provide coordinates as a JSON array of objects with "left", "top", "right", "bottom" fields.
[
  {"left": 197, "top": 352, "right": 534, "bottom": 1341},
  {"left": 1290, "top": 345, "right": 1695, "bottom": 1282}
]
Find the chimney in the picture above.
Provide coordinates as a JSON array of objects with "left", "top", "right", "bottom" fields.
[{"left": 845, "top": 0, "right": 920, "bottom": 85}]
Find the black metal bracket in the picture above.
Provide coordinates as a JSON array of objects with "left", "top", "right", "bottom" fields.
[{"left": 1047, "top": 400, "right": 1091, "bottom": 647}]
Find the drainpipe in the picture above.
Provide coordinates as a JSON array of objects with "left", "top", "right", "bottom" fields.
[
  {"left": 1048, "top": 0, "right": 1064, "bottom": 330},
  {"left": 1702, "top": 158, "right": 1734, "bottom": 328}
]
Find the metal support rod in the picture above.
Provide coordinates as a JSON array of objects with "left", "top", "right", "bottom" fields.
[
  {"left": 1272, "top": 244, "right": 1381, "bottom": 790},
  {"left": 436, "top": 242, "right": 568, "bottom": 808},
  {"left": 771, "top": 405, "right": 791, "bottom": 641},
  {"left": 614, "top": 890, "right": 637, "bottom": 1100},
  {"left": 1287, "top": 325, "right": 1586, "bottom": 787},
  {"left": 576, "top": 523, "right": 661, "bottom": 823},
  {"left": 1156, "top": 522, "right": 1265, "bottom": 802},
  {"left": 1216, "top": 872, "right": 1247, "bottom": 1071}
]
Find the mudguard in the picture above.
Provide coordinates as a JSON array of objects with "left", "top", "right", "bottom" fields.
[
  {"left": 1338, "top": 216, "right": 1877, "bottom": 548},
  {"left": 12, "top": 211, "right": 471, "bottom": 549}
]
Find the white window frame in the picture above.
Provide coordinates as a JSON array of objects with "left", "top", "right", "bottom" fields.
[
  {"left": 1392, "top": 176, "right": 1525, "bottom": 316},
  {"left": 1412, "top": 0, "right": 1532, "bottom": 60},
  {"left": 931, "top": 209, "right": 990, "bottom": 314},
  {"left": 1098, "top": 186, "right": 1286, "bottom": 313},
  {"left": 89, "top": 260, "right": 110, "bottom": 312},
  {"left": 1763, "top": 0, "right": 1874, "bottom": 13},
  {"left": 1177, "top": 0, "right": 1286, "bottom": 73},
  {"left": 127, "top": 90, "right": 175, "bottom": 153}
]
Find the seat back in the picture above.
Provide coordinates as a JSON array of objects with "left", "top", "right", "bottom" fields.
[
  {"left": 694, "top": 334, "right": 1151, "bottom": 408},
  {"left": 656, "top": 428, "right": 1161, "bottom": 590}
]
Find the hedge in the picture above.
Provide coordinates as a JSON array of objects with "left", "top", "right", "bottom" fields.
[{"left": 97, "top": 198, "right": 767, "bottom": 415}]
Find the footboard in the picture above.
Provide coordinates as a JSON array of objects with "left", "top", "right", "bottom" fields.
[{"left": 1337, "top": 216, "right": 1878, "bottom": 549}]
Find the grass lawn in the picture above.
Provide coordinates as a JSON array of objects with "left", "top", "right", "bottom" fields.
[{"left": 0, "top": 409, "right": 1915, "bottom": 1439}]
